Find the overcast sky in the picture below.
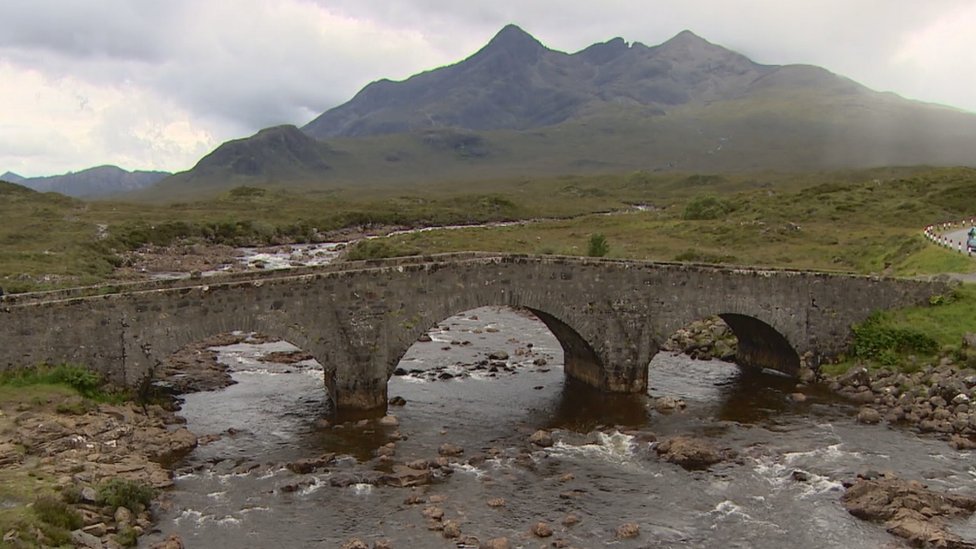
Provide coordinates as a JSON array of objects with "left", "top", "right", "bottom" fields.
[{"left": 1, "top": 0, "right": 974, "bottom": 177}]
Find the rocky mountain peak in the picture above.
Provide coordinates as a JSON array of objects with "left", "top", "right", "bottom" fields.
[
  {"left": 663, "top": 29, "right": 709, "bottom": 46},
  {"left": 1, "top": 171, "right": 25, "bottom": 183},
  {"left": 575, "top": 37, "right": 630, "bottom": 65},
  {"left": 470, "top": 23, "right": 549, "bottom": 65},
  {"left": 655, "top": 29, "right": 733, "bottom": 58},
  {"left": 484, "top": 24, "right": 547, "bottom": 55}
]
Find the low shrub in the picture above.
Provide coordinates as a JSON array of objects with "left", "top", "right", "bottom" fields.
[
  {"left": 682, "top": 195, "right": 734, "bottom": 220},
  {"left": 33, "top": 495, "right": 82, "bottom": 530},
  {"left": 97, "top": 478, "right": 156, "bottom": 512},
  {"left": 850, "top": 313, "right": 939, "bottom": 366},
  {"left": 587, "top": 233, "right": 609, "bottom": 257},
  {"left": 116, "top": 525, "right": 139, "bottom": 547}
]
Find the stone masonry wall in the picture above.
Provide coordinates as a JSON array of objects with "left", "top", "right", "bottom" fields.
[{"left": 0, "top": 254, "right": 945, "bottom": 411}]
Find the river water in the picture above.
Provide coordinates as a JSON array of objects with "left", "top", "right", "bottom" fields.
[{"left": 142, "top": 307, "right": 976, "bottom": 548}]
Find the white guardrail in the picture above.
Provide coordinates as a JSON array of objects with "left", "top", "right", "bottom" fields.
[{"left": 924, "top": 219, "right": 975, "bottom": 256}]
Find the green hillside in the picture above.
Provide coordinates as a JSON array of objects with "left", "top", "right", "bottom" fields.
[{"left": 4, "top": 168, "right": 976, "bottom": 294}]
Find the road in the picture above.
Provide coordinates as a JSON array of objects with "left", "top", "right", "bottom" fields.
[{"left": 944, "top": 225, "right": 975, "bottom": 253}]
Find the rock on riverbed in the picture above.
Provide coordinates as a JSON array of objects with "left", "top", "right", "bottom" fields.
[
  {"left": 662, "top": 316, "right": 738, "bottom": 362},
  {"left": 842, "top": 475, "right": 976, "bottom": 548},
  {"left": 829, "top": 361, "right": 976, "bottom": 445}
]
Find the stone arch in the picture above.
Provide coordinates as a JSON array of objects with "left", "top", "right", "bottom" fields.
[
  {"left": 525, "top": 308, "right": 604, "bottom": 390},
  {"left": 125, "top": 309, "right": 337, "bottom": 402},
  {"left": 716, "top": 313, "right": 801, "bottom": 376},
  {"left": 385, "top": 303, "right": 604, "bottom": 394}
]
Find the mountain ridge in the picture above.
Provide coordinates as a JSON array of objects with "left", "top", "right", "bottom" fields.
[
  {"left": 2, "top": 165, "right": 170, "bottom": 198},
  {"left": 301, "top": 25, "right": 777, "bottom": 139},
  {"left": 151, "top": 25, "right": 976, "bottom": 198}
]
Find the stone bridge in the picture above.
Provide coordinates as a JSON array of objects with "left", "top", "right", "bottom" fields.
[{"left": 0, "top": 253, "right": 945, "bottom": 413}]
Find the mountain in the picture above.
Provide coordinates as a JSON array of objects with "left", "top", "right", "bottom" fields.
[
  {"left": 0, "top": 171, "right": 26, "bottom": 183},
  {"left": 303, "top": 26, "right": 775, "bottom": 139},
  {"left": 172, "top": 125, "right": 333, "bottom": 190},
  {"left": 3, "top": 165, "right": 170, "bottom": 198},
  {"left": 155, "top": 25, "right": 976, "bottom": 196}
]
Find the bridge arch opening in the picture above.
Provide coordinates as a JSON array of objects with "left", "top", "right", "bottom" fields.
[
  {"left": 717, "top": 313, "right": 801, "bottom": 377},
  {"left": 650, "top": 314, "right": 808, "bottom": 423},
  {"left": 155, "top": 332, "right": 337, "bottom": 459},
  {"left": 660, "top": 314, "right": 800, "bottom": 377},
  {"left": 390, "top": 306, "right": 563, "bottom": 385},
  {"left": 387, "top": 305, "right": 648, "bottom": 430}
]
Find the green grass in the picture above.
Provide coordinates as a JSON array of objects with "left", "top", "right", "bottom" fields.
[
  {"left": 0, "top": 364, "right": 124, "bottom": 402},
  {"left": 0, "top": 473, "right": 64, "bottom": 548},
  {"left": 330, "top": 166, "right": 976, "bottom": 277},
  {"left": 894, "top": 245, "right": 976, "bottom": 276},
  {"left": 2, "top": 166, "right": 976, "bottom": 293},
  {"left": 824, "top": 283, "right": 976, "bottom": 374},
  {"left": 32, "top": 495, "right": 82, "bottom": 530},
  {"left": 874, "top": 284, "right": 976, "bottom": 349}
]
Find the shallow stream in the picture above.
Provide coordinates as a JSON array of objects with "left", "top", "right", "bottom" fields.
[{"left": 142, "top": 307, "right": 976, "bottom": 548}]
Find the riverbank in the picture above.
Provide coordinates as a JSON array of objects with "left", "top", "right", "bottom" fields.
[
  {"left": 5, "top": 317, "right": 976, "bottom": 548},
  {"left": 829, "top": 359, "right": 976, "bottom": 449},
  {"left": 0, "top": 334, "right": 255, "bottom": 548},
  {"left": 0, "top": 389, "right": 196, "bottom": 547}
]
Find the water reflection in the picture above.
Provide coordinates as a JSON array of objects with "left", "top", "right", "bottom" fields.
[
  {"left": 715, "top": 370, "right": 847, "bottom": 424},
  {"left": 547, "top": 378, "right": 650, "bottom": 431}
]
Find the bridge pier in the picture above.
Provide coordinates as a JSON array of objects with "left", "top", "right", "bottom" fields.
[{"left": 334, "top": 382, "right": 388, "bottom": 416}]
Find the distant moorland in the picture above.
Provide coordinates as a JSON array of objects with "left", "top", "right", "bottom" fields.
[{"left": 2, "top": 166, "right": 975, "bottom": 294}]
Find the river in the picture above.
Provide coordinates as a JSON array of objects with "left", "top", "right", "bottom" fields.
[{"left": 141, "top": 306, "right": 976, "bottom": 548}]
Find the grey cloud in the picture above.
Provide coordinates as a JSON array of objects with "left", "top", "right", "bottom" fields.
[
  {"left": 0, "top": 0, "right": 180, "bottom": 62},
  {"left": 1, "top": 0, "right": 447, "bottom": 130},
  {"left": 1, "top": 0, "right": 974, "bottom": 175}
]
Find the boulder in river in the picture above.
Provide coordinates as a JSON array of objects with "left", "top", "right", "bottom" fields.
[
  {"left": 339, "top": 538, "right": 369, "bottom": 549},
  {"left": 438, "top": 443, "right": 464, "bottom": 457},
  {"left": 286, "top": 453, "right": 336, "bottom": 474},
  {"left": 259, "top": 350, "right": 313, "bottom": 364},
  {"left": 654, "top": 436, "right": 732, "bottom": 470},
  {"left": 856, "top": 407, "right": 882, "bottom": 424},
  {"left": 149, "top": 535, "right": 185, "bottom": 549},
  {"left": 529, "top": 429, "right": 554, "bottom": 447},
  {"left": 380, "top": 465, "right": 432, "bottom": 488},
  {"left": 653, "top": 396, "right": 686, "bottom": 413},
  {"left": 616, "top": 522, "right": 640, "bottom": 539},
  {"left": 441, "top": 519, "right": 462, "bottom": 538},
  {"left": 531, "top": 521, "right": 553, "bottom": 538}
]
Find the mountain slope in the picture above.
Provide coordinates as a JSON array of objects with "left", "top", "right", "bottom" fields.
[
  {"left": 181, "top": 125, "right": 332, "bottom": 184},
  {"left": 152, "top": 25, "right": 976, "bottom": 197},
  {"left": 0, "top": 171, "right": 26, "bottom": 184},
  {"left": 4, "top": 165, "right": 170, "bottom": 198}
]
